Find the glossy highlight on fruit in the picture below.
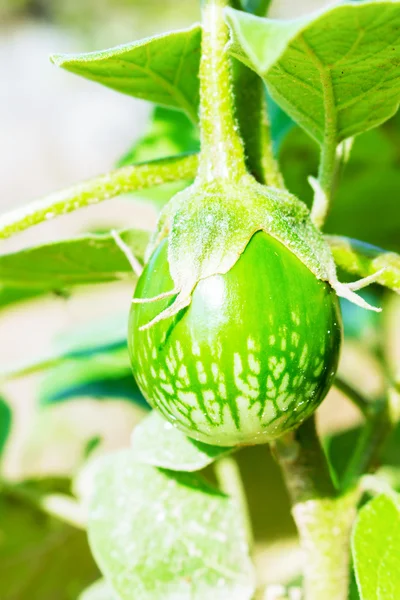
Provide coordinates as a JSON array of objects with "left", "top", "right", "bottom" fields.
[{"left": 128, "top": 231, "right": 342, "bottom": 446}]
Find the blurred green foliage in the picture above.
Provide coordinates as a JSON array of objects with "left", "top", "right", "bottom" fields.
[{"left": 0, "top": 482, "right": 99, "bottom": 600}]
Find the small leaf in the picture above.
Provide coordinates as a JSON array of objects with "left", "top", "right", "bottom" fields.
[
  {"left": 79, "top": 579, "right": 117, "bottom": 600},
  {"left": 227, "top": 2, "right": 400, "bottom": 144},
  {"left": 131, "top": 411, "right": 232, "bottom": 471},
  {"left": 352, "top": 494, "right": 400, "bottom": 600},
  {"left": 88, "top": 451, "right": 255, "bottom": 600},
  {"left": 0, "top": 228, "right": 150, "bottom": 291},
  {"left": 51, "top": 26, "right": 202, "bottom": 122},
  {"left": 0, "top": 396, "right": 12, "bottom": 459}
]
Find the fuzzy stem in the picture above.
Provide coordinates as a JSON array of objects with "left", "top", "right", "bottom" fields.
[
  {"left": 0, "top": 154, "right": 198, "bottom": 242},
  {"left": 198, "top": 0, "right": 247, "bottom": 182},
  {"left": 271, "top": 416, "right": 357, "bottom": 600}
]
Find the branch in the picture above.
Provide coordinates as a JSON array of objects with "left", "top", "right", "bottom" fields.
[
  {"left": 271, "top": 416, "right": 357, "bottom": 600},
  {"left": 327, "top": 235, "right": 400, "bottom": 294},
  {"left": 0, "top": 153, "right": 198, "bottom": 241}
]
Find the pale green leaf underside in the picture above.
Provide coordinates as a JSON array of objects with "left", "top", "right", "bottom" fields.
[
  {"left": 227, "top": 1, "right": 400, "bottom": 144},
  {"left": 78, "top": 579, "right": 119, "bottom": 600},
  {"left": 79, "top": 579, "right": 118, "bottom": 600},
  {"left": 131, "top": 411, "right": 232, "bottom": 471},
  {"left": 0, "top": 228, "right": 150, "bottom": 290},
  {"left": 352, "top": 494, "right": 400, "bottom": 600},
  {"left": 88, "top": 451, "right": 255, "bottom": 600},
  {"left": 51, "top": 26, "right": 201, "bottom": 122}
]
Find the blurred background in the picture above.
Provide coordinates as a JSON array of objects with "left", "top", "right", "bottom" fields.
[{"left": 0, "top": 1, "right": 399, "bottom": 598}]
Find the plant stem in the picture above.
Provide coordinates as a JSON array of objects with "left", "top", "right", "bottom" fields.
[
  {"left": 214, "top": 455, "right": 253, "bottom": 547},
  {"left": 198, "top": 0, "right": 247, "bottom": 182},
  {"left": 0, "top": 153, "right": 198, "bottom": 242},
  {"left": 271, "top": 416, "right": 357, "bottom": 600},
  {"left": 299, "top": 42, "right": 337, "bottom": 229}
]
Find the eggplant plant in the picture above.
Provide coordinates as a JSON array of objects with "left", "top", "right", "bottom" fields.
[{"left": 1, "top": 1, "right": 400, "bottom": 599}]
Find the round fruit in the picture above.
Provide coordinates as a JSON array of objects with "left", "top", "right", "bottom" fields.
[{"left": 128, "top": 231, "right": 342, "bottom": 446}]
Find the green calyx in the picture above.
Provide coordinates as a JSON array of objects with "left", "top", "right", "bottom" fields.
[
  {"left": 129, "top": 228, "right": 342, "bottom": 446},
  {"left": 142, "top": 175, "right": 376, "bottom": 330}
]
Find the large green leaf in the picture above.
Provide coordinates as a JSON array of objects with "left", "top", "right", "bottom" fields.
[
  {"left": 0, "top": 228, "right": 149, "bottom": 291},
  {"left": 0, "top": 396, "right": 12, "bottom": 460},
  {"left": 0, "top": 488, "right": 99, "bottom": 600},
  {"left": 88, "top": 451, "right": 255, "bottom": 600},
  {"left": 51, "top": 26, "right": 202, "bottom": 122},
  {"left": 227, "top": 2, "right": 400, "bottom": 144},
  {"left": 131, "top": 411, "right": 231, "bottom": 471},
  {"left": 38, "top": 348, "right": 147, "bottom": 409},
  {"left": 352, "top": 494, "right": 400, "bottom": 600}
]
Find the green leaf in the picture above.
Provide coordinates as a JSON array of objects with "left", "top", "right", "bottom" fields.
[
  {"left": 352, "top": 494, "right": 400, "bottom": 600},
  {"left": 0, "top": 489, "right": 99, "bottom": 600},
  {"left": 0, "top": 285, "right": 41, "bottom": 311},
  {"left": 79, "top": 579, "right": 117, "bottom": 600},
  {"left": 237, "top": 0, "right": 272, "bottom": 16},
  {"left": 39, "top": 348, "right": 147, "bottom": 409},
  {"left": 0, "top": 396, "right": 12, "bottom": 460},
  {"left": 88, "top": 451, "right": 255, "bottom": 600},
  {"left": 131, "top": 411, "right": 232, "bottom": 471},
  {"left": 118, "top": 106, "right": 200, "bottom": 167},
  {"left": 51, "top": 26, "right": 202, "bottom": 122},
  {"left": 227, "top": 2, "right": 400, "bottom": 144},
  {"left": 0, "top": 313, "right": 128, "bottom": 380},
  {"left": 0, "top": 228, "right": 150, "bottom": 291},
  {"left": 328, "top": 236, "right": 400, "bottom": 294}
]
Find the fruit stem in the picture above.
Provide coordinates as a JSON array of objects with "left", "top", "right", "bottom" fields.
[
  {"left": 214, "top": 455, "right": 253, "bottom": 547},
  {"left": 271, "top": 416, "right": 356, "bottom": 600},
  {"left": 0, "top": 153, "right": 198, "bottom": 241},
  {"left": 198, "top": 0, "right": 248, "bottom": 182}
]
